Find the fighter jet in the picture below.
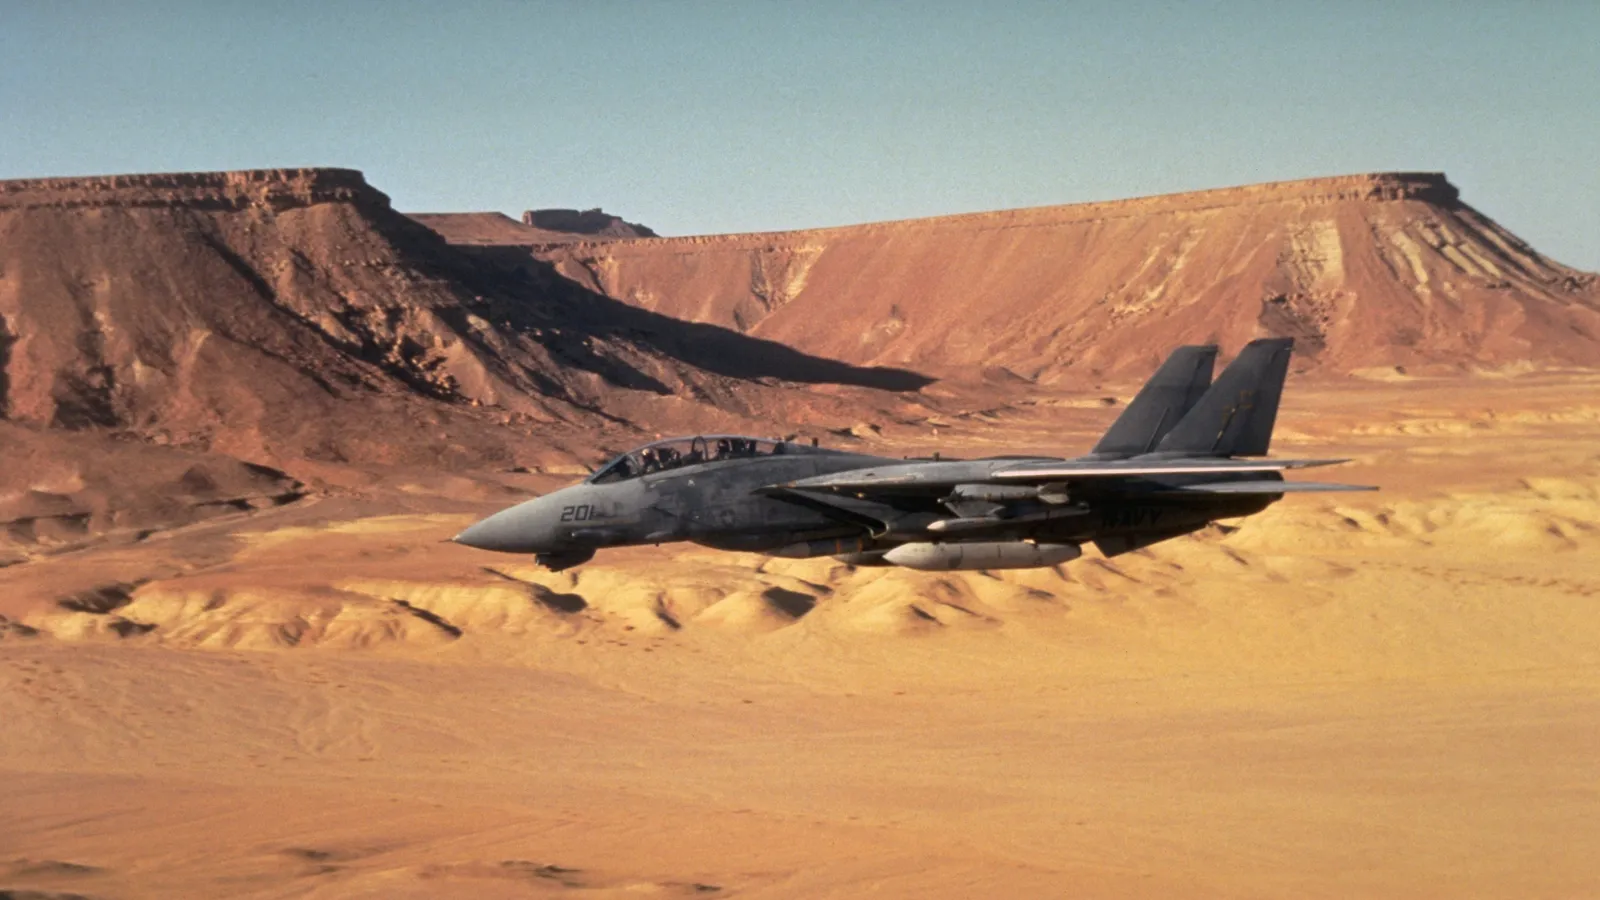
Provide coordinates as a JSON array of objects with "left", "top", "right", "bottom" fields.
[{"left": 454, "top": 339, "right": 1374, "bottom": 571}]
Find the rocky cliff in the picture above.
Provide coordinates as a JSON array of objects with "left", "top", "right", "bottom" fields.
[
  {"left": 531, "top": 173, "right": 1599, "bottom": 380},
  {"left": 0, "top": 168, "right": 925, "bottom": 472},
  {"left": 407, "top": 207, "right": 656, "bottom": 246},
  {"left": 405, "top": 211, "right": 570, "bottom": 246},
  {"left": 0, "top": 168, "right": 381, "bottom": 212},
  {"left": 522, "top": 208, "right": 656, "bottom": 239}
]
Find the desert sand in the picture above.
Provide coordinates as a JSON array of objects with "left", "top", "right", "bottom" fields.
[
  {"left": 4, "top": 374, "right": 1600, "bottom": 899},
  {"left": 1, "top": 168, "right": 1598, "bottom": 898}
]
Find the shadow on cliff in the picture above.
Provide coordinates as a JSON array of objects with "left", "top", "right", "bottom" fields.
[{"left": 455, "top": 246, "right": 935, "bottom": 393}]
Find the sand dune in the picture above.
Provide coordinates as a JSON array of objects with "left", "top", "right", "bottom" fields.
[{"left": 2, "top": 382, "right": 1598, "bottom": 897}]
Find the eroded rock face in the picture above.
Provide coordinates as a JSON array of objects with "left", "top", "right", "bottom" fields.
[
  {"left": 522, "top": 208, "right": 656, "bottom": 239},
  {"left": 531, "top": 173, "right": 1600, "bottom": 379},
  {"left": 405, "top": 212, "right": 569, "bottom": 246},
  {"left": 411, "top": 209, "right": 658, "bottom": 248},
  {"left": 0, "top": 168, "right": 385, "bottom": 212},
  {"left": 0, "top": 169, "right": 784, "bottom": 469},
  {"left": 7, "top": 165, "right": 1596, "bottom": 488}
]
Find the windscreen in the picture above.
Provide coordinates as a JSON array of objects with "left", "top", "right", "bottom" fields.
[{"left": 586, "top": 436, "right": 786, "bottom": 484}]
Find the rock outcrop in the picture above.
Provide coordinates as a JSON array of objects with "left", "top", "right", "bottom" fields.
[
  {"left": 522, "top": 207, "right": 656, "bottom": 239},
  {"left": 406, "top": 211, "right": 569, "bottom": 246},
  {"left": 0, "top": 170, "right": 572, "bottom": 466},
  {"left": 406, "top": 208, "right": 655, "bottom": 247},
  {"left": 0, "top": 169, "right": 920, "bottom": 474},
  {"left": 0, "top": 168, "right": 382, "bottom": 212},
  {"left": 529, "top": 173, "right": 1599, "bottom": 380}
]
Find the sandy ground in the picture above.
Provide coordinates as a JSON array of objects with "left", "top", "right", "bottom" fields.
[{"left": 3, "top": 375, "right": 1599, "bottom": 898}]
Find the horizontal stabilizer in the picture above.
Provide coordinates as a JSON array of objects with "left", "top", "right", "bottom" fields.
[{"left": 1153, "top": 480, "right": 1378, "bottom": 494}]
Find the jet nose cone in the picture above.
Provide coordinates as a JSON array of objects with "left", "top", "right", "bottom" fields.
[
  {"left": 451, "top": 520, "right": 494, "bottom": 549},
  {"left": 452, "top": 518, "right": 507, "bottom": 552},
  {"left": 453, "top": 501, "right": 550, "bottom": 553}
]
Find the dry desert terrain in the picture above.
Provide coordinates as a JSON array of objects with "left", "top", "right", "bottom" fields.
[{"left": 4, "top": 374, "right": 1599, "bottom": 899}]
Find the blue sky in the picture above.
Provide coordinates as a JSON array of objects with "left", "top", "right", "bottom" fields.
[{"left": 3, "top": 1, "right": 1596, "bottom": 269}]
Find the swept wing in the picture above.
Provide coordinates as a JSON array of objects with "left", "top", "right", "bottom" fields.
[{"left": 777, "top": 457, "right": 1355, "bottom": 493}]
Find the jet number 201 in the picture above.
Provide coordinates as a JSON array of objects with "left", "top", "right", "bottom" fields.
[{"left": 560, "top": 504, "right": 605, "bottom": 522}]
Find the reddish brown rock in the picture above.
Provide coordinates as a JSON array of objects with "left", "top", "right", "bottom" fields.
[
  {"left": 407, "top": 208, "right": 656, "bottom": 247},
  {"left": 0, "top": 169, "right": 912, "bottom": 474},
  {"left": 521, "top": 208, "right": 656, "bottom": 239},
  {"left": 530, "top": 173, "right": 1599, "bottom": 380},
  {"left": 406, "top": 211, "right": 578, "bottom": 246}
]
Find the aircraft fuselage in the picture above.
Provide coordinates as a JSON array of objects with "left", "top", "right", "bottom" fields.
[
  {"left": 454, "top": 340, "right": 1372, "bottom": 571},
  {"left": 454, "top": 442, "right": 1277, "bottom": 570}
]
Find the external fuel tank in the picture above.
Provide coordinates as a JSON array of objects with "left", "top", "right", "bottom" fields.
[{"left": 881, "top": 541, "right": 1082, "bottom": 571}]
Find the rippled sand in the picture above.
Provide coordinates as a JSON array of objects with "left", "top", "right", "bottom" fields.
[{"left": 3, "top": 376, "right": 1598, "bottom": 898}]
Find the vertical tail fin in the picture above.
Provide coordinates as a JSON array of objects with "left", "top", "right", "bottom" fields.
[
  {"left": 1091, "top": 345, "right": 1218, "bottom": 457},
  {"left": 1151, "top": 338, "right": 1293, "bottom": 457}
]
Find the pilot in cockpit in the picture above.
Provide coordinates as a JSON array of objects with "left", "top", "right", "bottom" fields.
[{"left": 714, "top": 438, "right": 732, "bottom": 459}]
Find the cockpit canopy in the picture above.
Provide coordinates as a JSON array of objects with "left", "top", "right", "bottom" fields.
[{"left": 586, "top": 435, "right": 802, "bottom": 484}]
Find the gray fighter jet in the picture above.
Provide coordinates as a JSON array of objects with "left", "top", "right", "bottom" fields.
[{"left": 454, "top": 339, "right": 1374, "bottom": 571}]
